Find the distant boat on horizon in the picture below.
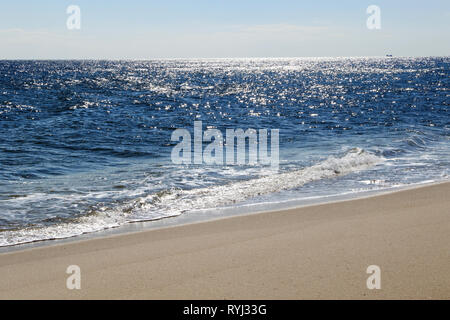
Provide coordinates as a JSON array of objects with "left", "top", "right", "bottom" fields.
[{"left": 386, "top": 54, "right": 393, "bottom": 57}]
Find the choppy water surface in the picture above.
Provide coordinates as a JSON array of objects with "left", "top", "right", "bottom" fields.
[{"left": 0, "top": 57, "right": 448, "bottom": 246}]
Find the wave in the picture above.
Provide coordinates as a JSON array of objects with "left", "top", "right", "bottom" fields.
[{"left": 0, "top": 148, "right": 384, "bottom": 247}]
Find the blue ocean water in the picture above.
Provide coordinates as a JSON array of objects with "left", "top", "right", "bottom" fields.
[{"left": 0, "top": 57, "right": 448, "bottom": 246}]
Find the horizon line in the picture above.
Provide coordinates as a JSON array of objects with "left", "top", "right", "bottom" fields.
[{"left": 1, "top": 55, "right": 449, "bottom": 61}]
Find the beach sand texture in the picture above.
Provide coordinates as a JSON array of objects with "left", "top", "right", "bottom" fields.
[{"left": 0, "top": 182, "right": 449, "bottom": 299}]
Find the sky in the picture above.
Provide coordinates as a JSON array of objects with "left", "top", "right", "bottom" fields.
[{"left": 0, "top": 0, "right": 449, "bottom": 59}]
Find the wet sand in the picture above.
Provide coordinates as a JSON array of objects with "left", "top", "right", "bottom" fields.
[{"left": 0, "top": 182, "right": 449, "bottom": 299}]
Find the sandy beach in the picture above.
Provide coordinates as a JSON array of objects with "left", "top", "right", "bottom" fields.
[{"left": 0, "top": 182, "right": 449, "bottom": 300}]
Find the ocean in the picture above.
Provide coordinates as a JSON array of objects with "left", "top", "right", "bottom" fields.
[{"left": 0, "top": 57, "right": 448, "bottom": 247}]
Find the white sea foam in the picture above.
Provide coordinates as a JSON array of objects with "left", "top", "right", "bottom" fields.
[{"left": 0, "top": 148, "right": 384, "bottom": 247}]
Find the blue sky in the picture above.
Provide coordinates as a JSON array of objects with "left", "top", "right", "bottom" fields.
[{"left": 0, "top": 0, "right": 449, "bottom": 59}]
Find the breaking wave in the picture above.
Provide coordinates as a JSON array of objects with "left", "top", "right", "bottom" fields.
[{"left": 0, "top": 148, "right": 383, "bottom": 247}]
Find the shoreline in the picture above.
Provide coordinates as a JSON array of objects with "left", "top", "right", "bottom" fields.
[
  {"left": 0, "top": 181, "right": 449, "bottom": 299},
  {"left": 0, "top": 179, "right": 446, "bottom": 253}
]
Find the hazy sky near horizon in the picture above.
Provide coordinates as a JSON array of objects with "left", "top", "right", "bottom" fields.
[{"left": 0, "top": 0, "right": 449, "bottom": 59}]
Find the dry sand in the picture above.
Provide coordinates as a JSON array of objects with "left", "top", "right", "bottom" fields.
[{"left": 0, "top": 182, "right": 449, "bottom": 299}]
